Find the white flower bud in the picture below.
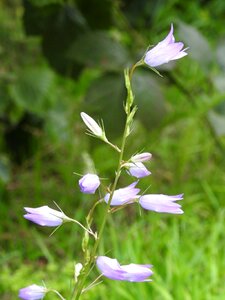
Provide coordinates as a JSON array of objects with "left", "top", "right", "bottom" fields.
[{"left": 80, "top": 112, "right": 103, "bottom": 137}]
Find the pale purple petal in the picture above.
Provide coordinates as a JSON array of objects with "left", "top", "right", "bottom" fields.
[
  {"left": 131, "top": 152, "right": 152, "bottom": 163},
  {"left": 24, "top": 206, "right": 65, "bottom": 227},
  {"left": 19, "top": 284, "right": 46, "bottom": 300},
  {"left": 96, "top": 256, "right": 153, "bottom": 282},
  {"left": 96, "top": 256, "right": 126, "bottom": 280},
  {"left": 24, "top": 206, "right": 64, "bottom": 219},
  {"left": 24, "top": 213, "right": 63, "bottom": 226},
  {"left": 139, "top": 194, "right": 184, "bottom": 214},
  {"left": 79, "top": 173, "right": 100, "bottom": 194},
  {"left": 127, "top": 162, "right": 151, "bottom": 178},
  {"left": 121, "top": 263, "right": 153, "bottom": 282},
  {"left": 158, "top": 24, "right": 175, "bottom": 46},
  {"left": 104, "top": 182, "right": 140, "bottom": 206},
  {"left": 144, "top": 24, "right": 188, "bottom": 67}
]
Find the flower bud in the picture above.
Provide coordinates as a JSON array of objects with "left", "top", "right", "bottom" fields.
[
  {"left": 80, "top": 112, "right": 103, "bottom": 137},
  {"left": 139, "top": 194, "right": 184, "bottom": 214},
  {"left": 19, "top": 284, "right": 47, "bottom": 300},
  {"left": 79, "top": 173, "right": 100, "bottom": 194},
  {"left": 24, "top": 206, "right": 69, "bottom": 227},
  {"left": 96, "top": 256, "right": 153, "bottom": 282}
]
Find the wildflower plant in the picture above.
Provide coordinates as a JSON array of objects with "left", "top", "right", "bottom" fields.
[{"left": 19, "top": 25, "right": 187, "bottom": 300}]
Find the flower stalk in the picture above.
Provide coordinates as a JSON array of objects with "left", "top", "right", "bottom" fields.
[{"left": 71, "top": 64, "right": 139, "bottom": 300}]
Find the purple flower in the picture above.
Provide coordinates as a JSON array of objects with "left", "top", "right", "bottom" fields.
[
  {"left": 104, "top": 182, "right": 140, "bottom": 206},
  {"left": 79, "top": 173, "right": 100, "bottom": 194},
  {"left": 144, "top": 24, "right": 188, "bottom": 68},
  {"left": 131, "top": 152, "right": 152, "bottom": 163},
  {"left": 24, "top": 206, "right": 68, "bottom": 227},
  {"left": 96, "top": 256, "right": 153, "bottom": 282},
  {"left": 139, "top": 194, "right": 184, "bottom": 214},
  {"left": 126, "top": 162, "right": 151, "bottom": 178},
  {"left": 19, "top": 284, "right": 47, "bottom": 300}
]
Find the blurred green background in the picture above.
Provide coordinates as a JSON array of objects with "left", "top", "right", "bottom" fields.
[{"left": 1, "top": 0, "right": 225, "bottom": 299}]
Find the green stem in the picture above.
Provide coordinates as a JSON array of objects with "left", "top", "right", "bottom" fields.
[
  {"left": 50, "top": 289, "right": 66, "bottom": 300},
  {"left": 71, "top": 64, "right": 138, "bottom": 300}
]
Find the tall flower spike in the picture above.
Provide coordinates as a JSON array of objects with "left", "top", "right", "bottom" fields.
[
  {"left": 144, "top": 24, "right": 188, "bottom": 68},
  {"left": 19, "top": 284, "right": 47, "bottom": 300},
  {"left": 139, "top": 194, "right": 184, "bottom": 214},
  {"left": 24, "top": 206, "right": 70, "bottom": 227},
  {"left": 104, "top": 182, "right": 140, "bottom": 206},
  {"left": 79, "top": 173, "right": 100, "bottom": 194},
  {"left": 96, "top": 256, "right": 153, "bottom": 282}
]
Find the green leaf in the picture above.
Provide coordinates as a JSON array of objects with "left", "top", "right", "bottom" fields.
[
  {"left": 132, "top": 70, "right": 168, "bottom": 130},
  {"left": 216, "top": 40, "right": 225, "bottom": 70},
  {"left": 0, "top": 156, "right": 10, "bottom": 184},
  {"left": 177, "top": 22, "right": 213, "bottom": 69},
  {"left": 68, "top": 31, "right": 130, "bottom": 71},
  {"left": 9, "top": 67, "right": 54, "bottom": 114},
  {"left": 76, "top": 0, "right": 114, "bottom": 30},
  {"left": 82, "top": 73, "right": 126, "bottom": 137},
  {"left": 208, "top": 110, "right": 225, "bottom": 137}
]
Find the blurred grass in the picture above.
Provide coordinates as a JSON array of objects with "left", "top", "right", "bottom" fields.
[{"left": 1, "top": 99, "right": 225, "bottom": 299}]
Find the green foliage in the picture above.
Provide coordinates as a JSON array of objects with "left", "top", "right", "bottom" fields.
[{"left": 1, "top": 0, "right": 225, "bottom": 299}]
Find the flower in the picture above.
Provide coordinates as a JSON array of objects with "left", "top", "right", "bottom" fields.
[
  {"left": 126, "top": 162, "right": 151, "bottom": 178},
  {"left": 24, "top": 206, "right": 68, "bottom": 227},
  {"left": 139, "top": 194, "right": 184, "bottom": 214},
  {"left": 79, "top": 173, "right": 100, "bottom": 194},
  {"left": 104, "top": 182, "right": 140, "bottom": 206},
  {"left": 96, "top": 256, "right": 153, "bottom": 282},
  {"left": 131, "top": 152, "right": 152, "bottom": 163},
  {"left": 144, "top": 24, "right": 188, "bottom": 68},
  {"left": 80, "top": 112, "right": 103, "bottom": 137},
  {"left": 19, "top": 284, "right": 47, "bottom": 300}
]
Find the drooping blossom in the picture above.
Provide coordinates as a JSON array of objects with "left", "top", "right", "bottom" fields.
[
  {"left": 96, "top": 256, "right": 153, "bottom": 282},
  {"left": 79, "top": 173, "right": 100, "bottom": 194},
  {"left": 139, "top": 194, "right": 184, "bottom": 214},
  {"left": 126, "top": 162, "right": 151, "bottom": 178},
  {"left": 104, "top": 182, "right": 140, "bottom": 206},
  {"left": 24, "top": 206, "right": 69, "bottom": 227},
  {"left": 131, "top": 152, "right": 152, "bottom": 163},
  {"left": 19, "top": 284, "right": 47, "bottom": 300},
  {"left": 144, "top": 24, "right": 188, "bottom": 68},
  {"left": 80, "top": 112, "right": 103, "bottom": 137}
]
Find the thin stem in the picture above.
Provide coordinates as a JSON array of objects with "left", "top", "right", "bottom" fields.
[
  {"left": 129, "top": 60, "right": 143, "bottom": 81},
  {"left": 51, "top": 289, "right": 66, "bottom": 300},
  {"left": 82, "top": 274, "right": 103, "bottom": 293},
  {"left": 71, "top": 64, "right": 138, "bottom": 300},
  {"left": 68, "top": 218, "right": 97, "bottom": 239},
  {"left": 105, "top": 140, "right": 121, "bottom": 153}
]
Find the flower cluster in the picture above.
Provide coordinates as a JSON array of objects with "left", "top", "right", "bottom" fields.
[{"left": 19, "top": 24, "right": 187, "bottom": 300}]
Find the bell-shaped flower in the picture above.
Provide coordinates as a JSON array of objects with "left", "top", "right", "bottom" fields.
[
  {"left": 19, "top": 284, "right": 47, "bottom": 300},
  {"left": 96, "top": 256, "right": 153, "bottom": 282},
  {"left": 131, "top": 152, "right": 152, "bottom": 163},
  {"left": 79, "top": 173, "right": 100, "bottom": 194},
  {"left": 144, "top": 24, "right": 188, "bottom": 68},
  {"left": 139, "top": 194, "right": 184, "bottom": 214},
  {"left": 80, "top": 112, "right": 104, "bottom": 138},
  {"left": 126, "top": 162, "right": 151, "bottom": 178},
  {"left": 24, "top": 206, "right": 69, "bottom": 227},
  {"left": 104, "top": 182, "right": 140, "bottom": 206}
]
